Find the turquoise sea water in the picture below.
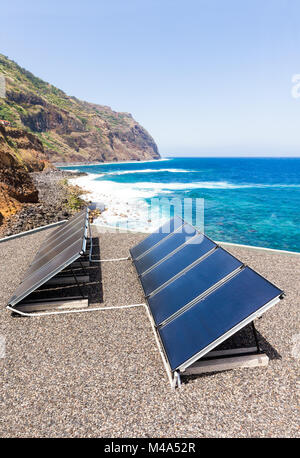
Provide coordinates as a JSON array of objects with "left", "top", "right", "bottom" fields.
[{"left": 61, "top": 157, "right": 300, "bottom": 252}]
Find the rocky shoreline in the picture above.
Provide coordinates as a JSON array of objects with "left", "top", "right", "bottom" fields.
[{"left": 0, "top": 169, "right": 88, "bottom": 237}]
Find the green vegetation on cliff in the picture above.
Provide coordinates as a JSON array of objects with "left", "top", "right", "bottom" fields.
[{"left": 0, "top": 53, "right": 160, "bottom": 163}]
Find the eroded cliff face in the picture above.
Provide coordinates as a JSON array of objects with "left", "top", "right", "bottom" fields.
[
  {"left": 0, "top": 53, "right": 160, "bottom": 163},
  {"left": 0, "top": 125, "right": 49, "bottom": 222},
  {"left": 0, "top": 53, "right": 160, "bottom": 226}
]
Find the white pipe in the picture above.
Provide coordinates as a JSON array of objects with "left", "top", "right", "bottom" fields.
[
  {"left": 172, "top": 371, "right": 177, "bottom": 389},
  {"left": 7, "top": 302, "right": 174, "bottom": 388},
  {"left": 88, "top": 219, "right": 130, "bottom": 263},
  {"left": 6, "top": 303, "right": 145, "bottom": 318},
  {"left": 90, "top": 256, "right": 130, "bottom": 263},
  {"left": 171, "top": 371, "right": 182, "bottom": 389},
  {"left": 142, "top": 304, "right": 174, "bottom": 388},
  {"left": 177, "top": 371, "right": 182, "bottom": 388},
  {"left": 88, "top": 219, "right": 173, "bottom": 385}
]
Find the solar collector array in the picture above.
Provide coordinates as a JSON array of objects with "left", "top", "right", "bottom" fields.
[
  {"left": 148, "top": 247, "right": 243, "bottom": 326},
  {"left": 141, "top": 233, "right": 217, "bottom": 296},
  {"left": 131, "top": 216, "right": 284, "bottom": 374},
  {"left": 8, "top": 208, "right": 89, "bottom": 307},
  {"left": 133, "top": 223, "right": 197, "bottom": 276},
  {"left": 130, "top": 215, "right": 183, "bottom": 260},
  {"left": 159, "top": 267, "right": 282, "bottom": 371},
  {"left": 8, "top": 210, "right": 284, "bottom": 381}
]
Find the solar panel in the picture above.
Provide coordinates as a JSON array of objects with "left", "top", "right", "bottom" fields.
[
  {"left": 7, "top": 208, "right": 89, "bottom": 307},
  {"left": 158, "top": 267, "right": 283, "bottom": 371},
  {"left": 45, "top": 209, "right": 87, "bottom": 243},
  {"left": 140, "top": 233, "right": 216, "bottom": 296},
  {"left": 148, "top": 247, "right": 243, "bottom": 326},
  {"left": 25, "top": 226, "right": 86, "bottom": 277},
  {"left": 129, "top": 215, "right": 183, "bottom": 260},
  {"left": 133, "top": 223, "right": 197, "bottom": 276},
  {"left": 36, "top": 210, "right": 86, "bottom": 250}
]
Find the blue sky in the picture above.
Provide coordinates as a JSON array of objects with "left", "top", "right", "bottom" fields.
[{"left": 1, "top": 0, "right": 300, "bottom": 156}]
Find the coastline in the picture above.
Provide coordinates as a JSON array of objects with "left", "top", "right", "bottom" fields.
[
  {"left": 63, "top": 157, "right": 300, "bottom": 253},
  {"left": 0, "top": 158, "right": 172, "bottom": 237},
  {"left": 56, "top": 157, "right": 170, "bottom": 167},
  {"left": 68, "top": 171, "right": 164, "bottom": 233},
  {"left": 1, "top": 158, "right": 299, "bottom": 253}
]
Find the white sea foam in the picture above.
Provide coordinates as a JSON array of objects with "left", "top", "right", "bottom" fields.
[
  {"left": 133, "top": 181, "right": 238, "bottom": 190},
  {"left": 100, "top": 168, "right": 195, "bottom": 176},
  {"left": 127, "top": 180, "right": 300, "bottom": 191},
  {"left": 68, "top": 174, "right": 163, "bottom": 232},
  {"left": 68, "top": 171, "right": 300, "bottom": 232}
]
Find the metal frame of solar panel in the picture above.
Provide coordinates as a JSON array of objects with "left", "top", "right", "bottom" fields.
[
  {"left": 130, "top": 215, "right": 284, "bottom": 381},
  {"left": 7, "top": 208, "right": 89, "bottom": 309}
]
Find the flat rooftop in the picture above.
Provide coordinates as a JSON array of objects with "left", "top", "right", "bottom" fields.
[{"left": 0, "top": 227, "right": 299, "bottom": 437}]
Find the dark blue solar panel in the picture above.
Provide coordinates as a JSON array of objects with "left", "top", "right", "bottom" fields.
[
  {"left": 148, "top": 248, "right": 243, "bottom": 326},
  {"left": 7, "top": 208, "right": 89, "bottom": 307},
  {"left": 46, "top": 209, "right": 87, "bottom": 242},
  {"left": 158, "top": 267, "right": 283, "bottom": 370},
  {"left": 25, "top": 226, "right": 86, "bottom": 276},
  {"left": 9, "top": 241, "right": 83, "bottom": 306},
  {"left": 140, "top": 234, "right": 216, "bottom": 296},
  {"left": 134, "top": 224, "right": 197, "bottom": 275},
  {"left": 130, "top": 216, "right": 183, "bottom": 260},
  {"left": 29, "top": 217, "right": 86, "bottom": 262}
]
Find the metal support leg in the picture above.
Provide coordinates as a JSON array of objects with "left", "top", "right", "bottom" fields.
[
  {"left": 251, "top": 321, "right": 261, "bottom": 353},
  {"left": 70, "top": 267, "right": 85, "bottom": 299},
  {"left": 79, "top": 258, "right": 89, "bottom": 276}
]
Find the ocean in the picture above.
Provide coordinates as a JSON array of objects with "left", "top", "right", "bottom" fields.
[{"left": 60, "top": 157, "right": 300, "bottom": 253}]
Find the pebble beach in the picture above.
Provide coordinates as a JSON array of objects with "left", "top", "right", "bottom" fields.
[{"left": 0, "top": 169, "right": 87, "bottom": 238}]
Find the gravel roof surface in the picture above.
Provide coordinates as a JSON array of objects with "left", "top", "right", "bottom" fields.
[{"left": 0, "top": 227, "right": 299, "bottom": 438}]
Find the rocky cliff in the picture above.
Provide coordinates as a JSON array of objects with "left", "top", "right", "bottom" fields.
[
  {"left": 0, "top": 53, "right": 160, "bottom": 163},
  {"left": 0, "top": 124, "right": 50, "bottom": 222},
  {"left": 0, "top": 53, "right": 160, "bottom": 226}
]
